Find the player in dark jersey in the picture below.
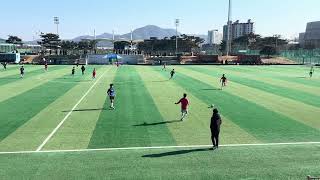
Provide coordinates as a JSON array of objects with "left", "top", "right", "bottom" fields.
[
  {"left": 20, "top": 66, "right": 25, "bottom": 78},
  {"left": 220, "top": 74, "right": 227, "bottom": 90},
  {"left": 309, "top": 66, "right": 315, "bottom": 78},
  {"left": 107, "top": 84, "right": 116, "bottom": 110},
  {"left": 81, "top": 65, "right": 86, "bottom": 75},
  {"left": 210, "top": 108, "right": 222, "bottom": 149},
  {"left": 1, "top": 62, "right": 7, "bottom": 70},
  {"left": 71, "top": 67, "right": 75, "bottom": 76},
  {"left": 170, "top": 69, "right": 175, "bottom": 79}
]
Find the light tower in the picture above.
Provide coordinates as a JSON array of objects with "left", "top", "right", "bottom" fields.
[{"left": 53, "top": 17, "right": 59, "bottom": 35}]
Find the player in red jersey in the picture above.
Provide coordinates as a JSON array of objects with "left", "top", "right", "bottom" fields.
[
  {"left": 175, "top": 93, "right": 190, "bottom": 121},
  {"left": 92, "top": 68, "right": 96, "bottom": 79}
]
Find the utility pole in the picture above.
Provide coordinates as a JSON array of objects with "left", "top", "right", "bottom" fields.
[
  {"left": 175, "top": 19, "right": 180, "bottom": 56},
  {"left": 112, "top": 30, "right": 115, "bottom": 52},
  {"left": 226, "top": 0, "right": 232, "bottom": 56},
  {"left": 130, "top": 29, "right": 133, "bottom": 53}
]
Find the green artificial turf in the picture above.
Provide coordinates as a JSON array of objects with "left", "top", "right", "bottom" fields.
[
  {"left": 157, "top": 67, "right": 320, "bottom": 142},
  {"left": 190, "top": 66, "right": 320, "bottom": 107},
  {"left": 0, "top": 65, "right": 319, "bottom": 180},
  {"left": 0, "top": 145, "right": 319, "bottom": 180},
  {"left": 88, "top": 66, "right": 175, "bottom": 148}
]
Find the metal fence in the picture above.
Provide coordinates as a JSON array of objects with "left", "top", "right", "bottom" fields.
[{"left": 280, "top": 49, "right": 320, "bottom": 64}]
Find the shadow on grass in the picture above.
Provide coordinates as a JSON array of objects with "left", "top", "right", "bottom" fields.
[
  {"left": 151, "top": 80, "right": 169, "bottom": 83},
  {"left": 142, "top": 148, "right": 214, "bottom": 158},
  {"left": 62, "top": 108, "right": 106, "bottom": 113},
  {"left": 201, "top": 88, "right": 222, "bottom": 91},
  {"left": 133, "top": 120, "right": 181, "bottom": 127},
  {"left": 0, "top": 77, "right": 20, "bottom": 80}
]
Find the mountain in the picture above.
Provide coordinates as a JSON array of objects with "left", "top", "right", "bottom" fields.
[
  {"left": 72, "top": 25, "right": 180, "bottom": 42},
  {"left": 121, "top": 25, "right": 178, "bottom": 40},
  {"left": 19, "top": 25, "right": 207, "bottom": 47}
]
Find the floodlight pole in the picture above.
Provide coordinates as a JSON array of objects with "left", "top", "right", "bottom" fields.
[{"left": 54, "top": 17, "right": 59, "bottom": 35}]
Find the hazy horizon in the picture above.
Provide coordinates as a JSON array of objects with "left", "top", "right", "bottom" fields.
[{"left": 1, "top": 0, "right": 319, "bottom": 41}]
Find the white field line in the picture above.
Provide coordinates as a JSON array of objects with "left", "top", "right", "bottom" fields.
[
  {"left": 0, "top": 142, "right": 318, "bottom": 155},
  {"left": 36, "top": 68, "right": 110, "bottom": 151}
]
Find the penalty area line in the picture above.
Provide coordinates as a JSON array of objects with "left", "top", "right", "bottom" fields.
[
  {"left": 35, "top": 67, "right": 110, "bottom": 152},
  {"left": 0, "top": 142, "right": 319, "bottom": 155}
]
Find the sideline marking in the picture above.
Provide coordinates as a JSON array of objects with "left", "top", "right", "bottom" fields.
[
  {"left": 0, "top": 142, "right": 318, "bottom": 155},
  {"left": 36, "top": 67, "right": 110, "bottom": 151}
]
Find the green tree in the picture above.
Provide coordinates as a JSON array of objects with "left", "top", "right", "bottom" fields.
[
  {"left": 6, "top": 35, "right": 23, "bottom": 45},
  {"left": 260, "top": 46, "right": 277, "bottom": 58},
  {"left": 60, "top": 40, "right": 78, "bottom": 55},
  {"left": 38, "top": 33, "right": 61, "bottom": 50},
  {"left": 219, "top": 41, "right": 226, "bottom": 53},
  {"left": 114, "top": 41, "right": 130, "bottom": 50}
]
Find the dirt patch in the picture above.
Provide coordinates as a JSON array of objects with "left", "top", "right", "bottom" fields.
[
  {"left": 261, "top": 57, "right": 297, "bottom": 64},
  {"left": 219, "top": 56, "right": 238, "bottom": 62}
]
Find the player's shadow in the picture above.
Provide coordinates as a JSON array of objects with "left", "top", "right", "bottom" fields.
[
  {"left": 150, "top": 80, "right": 169, "bottom": 83},
  {"left": 201, "top": 88, "right": 222, "bottom": 91},
  {"left": 62, "top": 108, "right": 106, "bottom": 112},
  {"left": 0, "top": 77, "right": 20, "bottom": 80},
  {"left": 142, "top": 148, "right": 214, "bottom": 158},
  {"left": 133, "top": 120, "right": 181, "bottom": 126}
]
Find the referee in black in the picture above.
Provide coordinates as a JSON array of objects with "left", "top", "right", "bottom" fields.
[{"left": 210, "top": 108, "right": 222, "bottom": 149}]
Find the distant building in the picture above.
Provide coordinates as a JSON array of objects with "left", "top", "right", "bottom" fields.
[
  {"left": 300, "top": 21, "right": 320, "bottom": 48},
  {"left": 223, "top": 19, "right": 254, "bottom": 41},
  {"left": 207, "top": 30, "right": 215, "bottom": 45},
  {"left": 208, "top": 30, "right": 222, "bottom": 45},
  {"left": 299, "top": 33, "right": 305, "bottom": 46}
]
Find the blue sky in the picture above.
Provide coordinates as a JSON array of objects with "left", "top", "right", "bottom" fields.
[{"left": 1, "top": 0, "right": 319, "bottom": 40}]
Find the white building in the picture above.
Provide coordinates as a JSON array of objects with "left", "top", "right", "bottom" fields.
[
  {"left": 223, "top": 19, "right": 254, "bottom": 41},
  {"left": 207, "top": 30, "right": 222, "bottom": 45}
]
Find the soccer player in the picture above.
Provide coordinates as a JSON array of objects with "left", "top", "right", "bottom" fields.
[
  {"left": 170, "top": 69, "right": 175, "bottom": 79},
  {"left": 220, "top": 74, "right": 227, "bottom": 89},
  {"left": 175, "top": 93, "right": 189, "bottom": 121},
  {"left": 309, "top": 66, "right": 315, "bottom": 78},
  {"left": 162, "top": 63, "right": 167, "bottom": 71},
  {"left": 44, "top": 62, "right": 48, "bottom": 72},
  {"left": 81, "top": 65, "right": 86, "bottom": 75},
  {"left": 1, "top": 62, "right": 7, "bottom": 70},
  {"left": 20, "top": 66, "right": 24, "bottom": 78},
  {"left": 71, "top": 66, "right": 75, "bottom": 76},
  {"left": 92, "top": 68, "right": 96, "bottom": 79},
  {"left": 107, "top": 84, "right": 116, "bottom": 110},
  {"left": 210, "top": 108, "right": 222, "bottom": 149}
]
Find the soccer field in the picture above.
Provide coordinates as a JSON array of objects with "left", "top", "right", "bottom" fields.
[{"left": 0, "top": 65, "right": 319, "bottom": 179}]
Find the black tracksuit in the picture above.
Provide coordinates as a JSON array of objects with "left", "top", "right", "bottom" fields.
[{"left": 210, "top": 113, "right": 222, "bottom": 147}]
